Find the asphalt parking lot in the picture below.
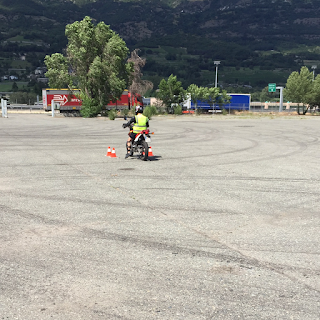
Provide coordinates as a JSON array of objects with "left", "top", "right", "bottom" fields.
[{"left": 1, "top": 113, "right": 320, "bottom": 320}]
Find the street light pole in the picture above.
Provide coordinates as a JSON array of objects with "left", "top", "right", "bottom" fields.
[
  {"left": 276, "top": 86, "right": 284, "bottom": 112},
  {"left": 214, "top": 61, "right": 220, "bottom": 88},
  {"left": 312, "top": 65, "right": 317, "bottom": 81}
]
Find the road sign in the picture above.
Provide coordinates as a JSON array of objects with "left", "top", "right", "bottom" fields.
[{"left": 268, "top": 83, "right": 276, "bottom": 92}]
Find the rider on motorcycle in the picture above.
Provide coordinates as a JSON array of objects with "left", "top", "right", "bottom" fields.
[{"left": 122, "top": 105, "right": 149, "bottom": 159}]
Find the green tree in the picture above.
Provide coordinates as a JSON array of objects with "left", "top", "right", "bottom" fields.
[
  {"left": 186, "top": 85, "right": 229, "bottom": 113},
  {"left": 284, "top": 66, "right": 313, "bottom": 115},
  {"left": 44, "top": 53, "right": 71, "bottom": 89},
  {"left": 216, "top": 90, "right": 231, "bottom": 111},
  {"left": 201, "top": 88, "right": 230, "bottom": 113},
  {"left": 187, "top": 84, "right": 204, "bottom": 112},
  {"left": 306, "top": 74, "right": 320, "bottom": 112},
  {"left": 202, "top": 87, "right": 222, "bottom": 110},
  {"left": 44, "top": 16, "right": 133, "bottom": 117},
  {"left": 157, "top": 74, "right": 185, "bottom": 113}
]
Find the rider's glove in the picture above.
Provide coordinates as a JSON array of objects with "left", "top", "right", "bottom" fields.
[{"left": 122, "top": 123, "right": 127, "bottom": 128}]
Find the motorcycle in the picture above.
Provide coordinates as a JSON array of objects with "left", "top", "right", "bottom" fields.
[{"left": 124, "top": 127, "right": 153, "bottom": 161}]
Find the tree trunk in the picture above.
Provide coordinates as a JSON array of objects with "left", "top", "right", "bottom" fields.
[{"left": 297, "top": 104, "right": 310, "bottom": 115}]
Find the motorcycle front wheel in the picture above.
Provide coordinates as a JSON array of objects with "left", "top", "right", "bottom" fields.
[{"left": 139, "top": 141, "right": 149, "bottom": 161}]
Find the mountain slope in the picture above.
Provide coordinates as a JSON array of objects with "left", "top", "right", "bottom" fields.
[{"left": 1, "top": 0, "right": 320, "bottom": 90}]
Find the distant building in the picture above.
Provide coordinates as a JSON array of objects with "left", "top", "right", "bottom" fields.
[{"left": 34, "top": 67, "right": 47, "bottom": 75}]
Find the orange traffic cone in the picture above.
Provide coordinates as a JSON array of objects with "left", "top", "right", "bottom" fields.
[
  {"left": 106, "top": 146, "right": 111, "bottom": 157},
  {"left": 148, "top": 146, "right": 154, "bottom": 157},
  {"left": 110, "top": 148, "right": 117, "bottom": 158}
]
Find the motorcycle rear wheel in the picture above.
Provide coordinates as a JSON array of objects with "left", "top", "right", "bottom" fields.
[{"left": 139, "top": 141, "right": 149, "bottom": 161}]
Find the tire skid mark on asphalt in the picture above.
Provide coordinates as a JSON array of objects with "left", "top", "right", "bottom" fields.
[
  {"left": 154, "top": 126, "right": 221, "bottom": 144},
  {"left": 0, "top": 204, "right": 66, "bottom": 227},
  {"left": 68, "top": 176, "right": 320, "bottom": 296},
  {"left": 161, "top": 126, "right": 311, "bottom": 163},
  {"left": 239, "top": 248, "right": 320, "bottom": 257},
  {"left": 0, "top": 203, "right": 255, "bottom": 269},
  {"left": 81, "top": 226, "right": 256, "bottom": 265},
  {"left": 0, "top": 197, "right": 274, "bottom": 270},
  {"left": 115, "top": 175, "right": 320, "bottom": 183},
  {"left": 82, "top": 222, "right": 320, "bottom": 295},
  {"left": 189, "top": 135, "right": 307, "bottom": 164},
  {"left": 151, "top": 127, "right": 194, "bottom": 141},
  {"left": 121, "top": 180, "right": 320, "bottom": 296},
  {"left": 0, "top": 162, "right": 114, "bottom": 169},
  {"left": 3, "top": 197, "right": 320, "bottom": 294},
  {"left": 296, "top": 126, "right": 320, "bottom": 145},
  {"left": 163, "top": 137, "right": 260, "bottom": 160},
  {"left": 146, "top": 207, "right": 320, "bottom": 294},
  {"left": 0, "top": 191, "right": 241, "bottom": 215}
]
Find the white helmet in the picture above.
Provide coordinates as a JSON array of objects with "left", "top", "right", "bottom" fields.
[{"left": 135, "top": 105, "right": 143, "bottom": 114}]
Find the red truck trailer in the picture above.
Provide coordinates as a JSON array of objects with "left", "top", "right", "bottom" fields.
[
  {"left": 42, "top": 89, "right": 142, "bottom": 112},
  {"left": 42, "top": 89, "right": 81, "bottom": 112}
]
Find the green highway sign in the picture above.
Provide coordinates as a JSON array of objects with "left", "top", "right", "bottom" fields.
[{"left": 268, "top": 83, "right": 276, "bottom": 92}]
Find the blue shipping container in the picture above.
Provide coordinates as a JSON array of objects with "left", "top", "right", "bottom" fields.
[{"left": 189, "top": 94, "right": 250, "bottom": 111}]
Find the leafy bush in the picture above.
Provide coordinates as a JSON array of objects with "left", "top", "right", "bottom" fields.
[
  {"left": 173, "top": 105, "right": 182, "bottom": 115},
  {"left": 143, "top": 105, "right": 157, "bottom": 119},
  {"left": 108, "top": 109, "right": 117, "bottom": 120},
  {"left": 150, "top": 105, "right": 157, "bottom": 115},
  {"left": 121, "top": 108, "right": 129, "bottom": 116},
  {"left": 143, "top": 106, "right": 152, "bottom": 118},
  {"left": 222, "top": 108, "right": 228, "bottom": 115},
  {"left": 80, "top": 94, "right": 101, "bottom": 118}
]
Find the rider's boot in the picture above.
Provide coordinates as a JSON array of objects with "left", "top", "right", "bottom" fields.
[{"left": 125, "top": 141, "right": 132, "bottom": 159}]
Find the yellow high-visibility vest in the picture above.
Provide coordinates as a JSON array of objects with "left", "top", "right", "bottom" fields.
[{"left": 133, "top": 114, "right": 148, "bottom": 133}]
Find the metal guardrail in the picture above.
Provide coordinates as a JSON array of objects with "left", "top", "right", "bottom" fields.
[{"left": 1, "top": 104, "right": 44, "bottom": 110}]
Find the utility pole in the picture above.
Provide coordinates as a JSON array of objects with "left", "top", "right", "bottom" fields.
[
  {"left": 276, "top": 86, "right": 284, "bottom": 112},
  {"left": 214, "top": 61, "right": 220, "bottom": 88}
]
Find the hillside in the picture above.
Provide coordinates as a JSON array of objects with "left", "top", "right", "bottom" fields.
[{"left": 1, "top": 0, "right": 320, "bottom": 93}]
